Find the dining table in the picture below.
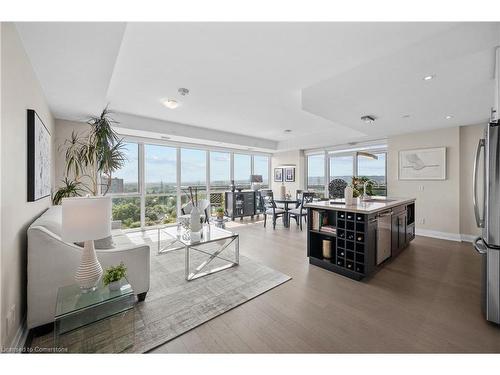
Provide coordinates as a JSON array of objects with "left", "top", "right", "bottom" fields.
[{"left": 273, "top": 198, "right": 300, "bottom": 228}]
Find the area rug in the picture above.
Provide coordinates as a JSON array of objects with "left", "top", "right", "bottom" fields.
[{"left": 30, "top": 235, "right": 291, "bottom": 353}]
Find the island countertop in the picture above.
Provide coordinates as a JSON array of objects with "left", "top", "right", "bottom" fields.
[{"left": 305, "top": 196, "right": 416, "bottom": 214}]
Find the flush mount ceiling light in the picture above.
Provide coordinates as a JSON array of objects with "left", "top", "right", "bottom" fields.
[
  {"left": 402, "top": 114, "right": 411, "bottom": 118},
  {"left": 445, "top": 115, "right": 453, "bottom": 120},
  {"left": 423, "top": 74, "right": 435, "bottom": 81},
  {"left": 361, "top": 115, "right": 376, "bottom": 124},
  {"left": 163, "top": 99, "right": 179, "bottom": 109},
  {"left": 284, "top": 129, "right": 292, "bottom": 133}
]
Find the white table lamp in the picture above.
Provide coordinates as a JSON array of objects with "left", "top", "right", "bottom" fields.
[{"left": 62, "top": 196, "right": 112, "bottom": 292}]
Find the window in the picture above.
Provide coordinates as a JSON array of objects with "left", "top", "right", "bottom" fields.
[
  {"left": 253, "top": 155, "right": 270, "bottom": 187},
  {"left": 144, "top": 144, "right": 177, "bottom": 226},
  {"left": 181, "top": 148, "right": 207, "bottom": 204},
  {"left": 357, "top": 152, "right": 387, "bottom": 196},
  {"left": 307, "top": 154, "right": 325, "bottom": 196},
  {"left": 210, "top": 151, "right": 231, "bottom": 190},
  {"left": 234, "top": 153, "right": 251, "bottom": 189},
  {"left": 329, "top": 154, "right": 354, "bottom": 184},
  {"left": 105, "top": 142, "right": 139, "bottom": 194},
  {"left": 111, "top": 197, "right": 141, "bottom": 229}
]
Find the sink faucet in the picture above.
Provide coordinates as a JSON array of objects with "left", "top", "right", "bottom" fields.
[{"left": 362, "top": 179, "right": 378, "bottom": 200}]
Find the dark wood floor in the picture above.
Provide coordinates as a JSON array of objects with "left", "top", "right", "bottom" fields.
[{"left": 152, "top": 218, "right": 500, "bottom": 353}]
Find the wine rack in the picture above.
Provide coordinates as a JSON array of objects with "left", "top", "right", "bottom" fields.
[{"left": 335, "top": 211, "right": 366, "bottom": 275}]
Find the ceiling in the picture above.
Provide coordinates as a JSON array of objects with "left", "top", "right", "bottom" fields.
[{"left": 15, "top": 22, "right": 500, "bottom": 152}]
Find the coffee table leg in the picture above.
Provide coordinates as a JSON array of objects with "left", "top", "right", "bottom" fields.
[{"left": 185, "top": 245, "right": 189, "bottom": 280}]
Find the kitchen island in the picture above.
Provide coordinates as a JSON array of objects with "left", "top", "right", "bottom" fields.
[{"left": 305, "top": 197, "right": 416, "bottom": 281}]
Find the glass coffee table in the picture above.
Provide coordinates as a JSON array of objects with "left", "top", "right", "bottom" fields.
[
  {"left": 158, "top": 224, "right": 239, "bottom": 281},
  {"left": 54, "top": 279, "right": 135, "bottom": 353}
]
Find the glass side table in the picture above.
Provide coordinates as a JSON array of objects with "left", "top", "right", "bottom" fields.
[{"left": 54, "top": 278, "right": 135, "bottom": 353}]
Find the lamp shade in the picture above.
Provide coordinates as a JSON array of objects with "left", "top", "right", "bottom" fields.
[{"left": 61, "top": 196, "right": 112, "bottom": 242}]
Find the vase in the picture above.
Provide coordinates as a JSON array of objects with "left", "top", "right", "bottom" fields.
[
  {"left": 108, "top": 280, "right": 122, "bottom": 291},
  {"left": 190, "top": 205, "right": 202, "bottom": 233}
]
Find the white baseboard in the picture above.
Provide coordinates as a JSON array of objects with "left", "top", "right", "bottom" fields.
[
  {"left": 415, "top": 228, "right": 462, "bottom": 242},
  {"left": 8, "top": 316, "right": 28, "bottom": 352},
  {"left": 460, "top": 234, "right": 478, "bottom": 243},
  {"left": 415, "top": 229, "right": 479, "bottom": 243}
]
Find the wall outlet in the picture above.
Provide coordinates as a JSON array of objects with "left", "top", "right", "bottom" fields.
[{"left": 418, "top": 218, "right": 425, "bottom": 224}]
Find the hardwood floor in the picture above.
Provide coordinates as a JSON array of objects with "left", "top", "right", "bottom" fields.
[{"left": 152, "top": 218, "right": 500, "bottom": 353}]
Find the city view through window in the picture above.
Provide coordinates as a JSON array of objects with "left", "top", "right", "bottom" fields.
[
  {"left": 307, "top": 150, "right": 387, "bottom": 197},
  {"left": 108, "top": 142, "right": 270, "bottom": 228}
]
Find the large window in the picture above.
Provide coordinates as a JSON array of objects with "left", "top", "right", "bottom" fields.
[
  {"left": 329, "top": 154, "right": 354, "bottom": 184},
  {"left": 144, "top": 144, "right": 177, "bottom": 226},
  {"left": 107, "top": 140, "right": 271, "bottom": 229},
  {"left": 210, "top": 151, "right": 231, "bottom": 190},
  {"left": 357, "top": 152, "right": 387, "bottom": 196},
  {"left": 105, "top": 142, "right": 139, "bottom": 194},
  {"left": 234, "top": 153, "right": 251, "bottom": 189},
  {"left": 253, "top": 155, "right": 270, "bottom": 188},
  {"left": 306, "top": 147, "right": 387, "bottom": 199},
  {"left": 307, "top": 154, "right": 325, "bottom": 196},
  {"left": 181, "top": 148, "right": 207, "bottom": 204}
]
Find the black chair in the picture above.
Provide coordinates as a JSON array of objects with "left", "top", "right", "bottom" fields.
[
  {"left": 288, "top": 192, "right": 315, "bottom": 230},
  {"left": 295, "top": 190, "right": 303, "bottom": 208},
  {"left": 328, "top": 179, "right": 348, "bottom": 199},
  {"left": 260, "top": 190, "right": 285, "bottom": 229}
]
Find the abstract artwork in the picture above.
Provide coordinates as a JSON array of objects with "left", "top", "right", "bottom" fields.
[
  {"left": 27, "top": 109, "right": 51, "bottom": 201},
  {"left": 399, "top": 147, "right": 446, "bottom": 180}
]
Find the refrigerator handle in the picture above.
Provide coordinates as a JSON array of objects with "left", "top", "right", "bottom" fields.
[
  {"left": 473, "top": 138, "right": 485, "bottom": 228},
  {"left": 473, "top": 237, "right": 487, "bottom": 254}
]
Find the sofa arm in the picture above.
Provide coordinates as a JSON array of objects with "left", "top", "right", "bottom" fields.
[{"left": 97, "top": 245, "right": 150, "bottom": 295}]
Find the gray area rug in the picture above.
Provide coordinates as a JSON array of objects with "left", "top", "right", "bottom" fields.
[{"left": 31, "top": 235, "right": 291, "bottom": 353}]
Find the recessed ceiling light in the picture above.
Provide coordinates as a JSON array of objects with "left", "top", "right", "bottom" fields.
[
  {"left": 163, "top": 99, "right": 179, "bottom": 109},
  {"left": 445, "top": 115, "right": 453, "bottom": 120},
  {"left": 284, "top": 129, "right": 292, "bottom": 133},
  {"left": 178, "top": 88, "right": 190, "bottom": 96},
  {"left": 402, "top": 114, "right": 410, "bottom": 118},
  {"left": 161, "top": 135, "right": 171, "bottom": 140},
  {"left": 423, "top": 74, "right": 435, "bottom": 81}
]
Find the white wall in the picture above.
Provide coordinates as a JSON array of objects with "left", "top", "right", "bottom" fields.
[
  {"left": 0, "top": 23, "right": 55, "bottom": 347},
  {"left": 53, "top": 119, "right": 90, "bottom": 191},
  {"left": 271, "top": 150, "right": 305, "bottom": 197},
  {"left": 387, "top": 125, "right": 486, "bottom": 240}
]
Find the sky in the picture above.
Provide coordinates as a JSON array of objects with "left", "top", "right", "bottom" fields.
[{"left": 113, "top": 142, "right": 269, "bottom": 185}]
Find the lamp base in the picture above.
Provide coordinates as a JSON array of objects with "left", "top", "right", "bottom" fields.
[{"left": 75, "top": 240, "right": 103, "bottom": 292}]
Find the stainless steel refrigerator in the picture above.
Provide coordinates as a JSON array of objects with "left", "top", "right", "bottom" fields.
[{"left": 473, "top": 121, "right": 500, "bottom": 324}]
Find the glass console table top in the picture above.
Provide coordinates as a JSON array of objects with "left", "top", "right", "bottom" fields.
[{"left": 55, "top": 280, "right": 133, "bottom": 319}]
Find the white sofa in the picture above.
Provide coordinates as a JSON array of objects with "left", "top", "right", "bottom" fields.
[{"left": 27, "top": 206, "right": 150, "bottom": 329}]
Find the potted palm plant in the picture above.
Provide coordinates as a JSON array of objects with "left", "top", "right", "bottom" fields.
[{"left": 53, "top": 107, "right": 126, "bottom": 203}]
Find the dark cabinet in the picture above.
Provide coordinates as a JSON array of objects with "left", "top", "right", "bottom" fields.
[
  {"left": 225, "top": 191, "right": 256, "bottom": 220},
  {"left": 391, "top": 208, "right": 407, "bottom": 257}
]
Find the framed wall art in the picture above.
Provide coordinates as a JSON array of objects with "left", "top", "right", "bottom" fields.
[{"left": 27, "top": 109, "right": 51, "bottom": 201}]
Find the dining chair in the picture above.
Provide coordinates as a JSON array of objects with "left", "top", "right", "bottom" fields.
[
  {"left": 260, "top": 190, "right": 285, "bottom": 229},
  {"left": 288, "top": 192, "right": 315, "bottom": 230},
  {"left": 295, "top": 190, "right": 303, "bottom": 208}
]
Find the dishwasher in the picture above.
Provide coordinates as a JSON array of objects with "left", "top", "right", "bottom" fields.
[{"left": 376, "top": 210, "right": 392, "bottom": 265}]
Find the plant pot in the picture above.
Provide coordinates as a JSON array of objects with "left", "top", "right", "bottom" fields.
[
  {"left": 216, "top": 212, "right": 224, "bottom": 219},
  {"left": 108, "top": 280, "right": 122, "bottom": 291}
]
